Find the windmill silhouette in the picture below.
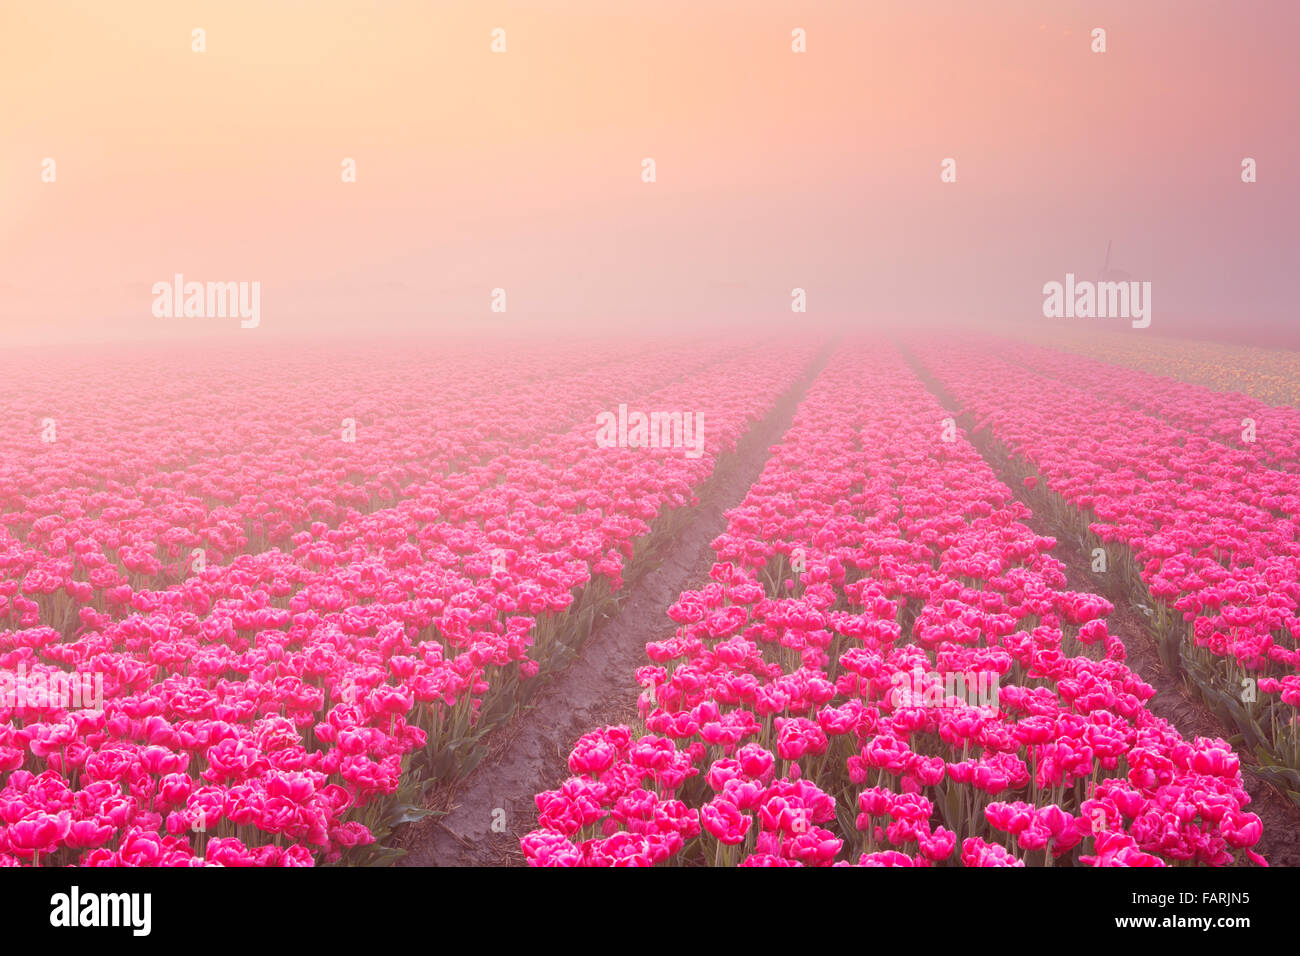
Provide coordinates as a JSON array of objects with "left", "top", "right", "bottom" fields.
[{"left": 1098, "top": 240, "right": 1131, "bottom": 283}]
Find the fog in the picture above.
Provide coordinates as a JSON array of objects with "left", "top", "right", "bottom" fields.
[{"left": 2, "top": 0, "right": 1297, "bottom": 350}]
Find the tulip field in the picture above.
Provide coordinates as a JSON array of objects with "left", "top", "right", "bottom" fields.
[{"left": 2, "top": 332, "right": 1297, "bottom": 867}]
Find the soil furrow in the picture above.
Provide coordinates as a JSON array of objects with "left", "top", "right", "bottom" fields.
[
  {"left": 900, "top": 343, "right": 1300, "bottom": 867},
  {"left": 395, "top": 344, "right": 833, "bottom": 866}
]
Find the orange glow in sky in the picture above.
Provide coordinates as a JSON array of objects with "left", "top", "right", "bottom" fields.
[{"left": 3, "top": 0, "right": 1297, "bottom": 345}]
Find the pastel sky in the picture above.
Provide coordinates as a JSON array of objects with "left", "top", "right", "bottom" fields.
[{"left": 2, "top": 0, "right": 1297, "bottom": 346}]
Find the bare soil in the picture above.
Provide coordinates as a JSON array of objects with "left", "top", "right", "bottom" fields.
[
  {"left": 394, "top": 348, "right": 829, "bottom": 866},
  {"left": 1013, "top": 498, "right": 1300, "bottom": 867},
  {"left": 901, "top": 345, "right": 1300, "bottom": 867},
  {"left": 396, "top": 345, "right": 1300, "bottom": 867}
]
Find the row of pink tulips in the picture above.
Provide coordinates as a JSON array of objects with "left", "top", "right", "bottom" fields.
[
  {"left": 0, "top": 339, "right": 818, "bottom": 865},
  {"left": 2, "top": 338, "right": 744, "bottom": 633},
  {"left": 997, "top": 337, "right": 1300, "bottom": 479},
  {"left": 908, "top": 336, "right": 1300, "bottom": 784},
  {"left": 524, "top": 341, "right": 1264, "bottom": 866}
]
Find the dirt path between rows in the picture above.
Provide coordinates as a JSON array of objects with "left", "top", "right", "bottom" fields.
[
  {"left": 1016, "top": 498, "right": 1300, "bottom": 867},
  {"left": 902, "top": 345, "right": 1300, "bottom": 867},
  {"left": 395, "top": 348, "right": 830, "bottom": 866}
]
